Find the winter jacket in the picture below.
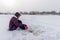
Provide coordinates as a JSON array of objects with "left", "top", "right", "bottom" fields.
[{"left": 9, "top": 16, "right": 22, "bottom": 31}]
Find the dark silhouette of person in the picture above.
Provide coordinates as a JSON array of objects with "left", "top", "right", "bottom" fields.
[{"left": 9, "top": 12, "right": 28, "bottom": 31}]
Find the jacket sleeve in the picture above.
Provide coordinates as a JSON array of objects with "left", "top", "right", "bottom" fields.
[
  {"left": 18, "top": 20, "right": 22, "bottom": 24},
  {"left": 12, "top": 17, "right": 21, "bottom": 27}
]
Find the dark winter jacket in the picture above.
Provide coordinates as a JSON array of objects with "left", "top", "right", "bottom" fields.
[{"left": 9, "top": 16, "right": 22, "bottom": 31}]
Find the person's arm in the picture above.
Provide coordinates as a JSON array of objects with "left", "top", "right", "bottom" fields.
[
  {"left": 12, "top": 17, "right": 21, "bottom": 27},
  {"left": 18, "top": 20, "right": 22, "bottom": 24}
]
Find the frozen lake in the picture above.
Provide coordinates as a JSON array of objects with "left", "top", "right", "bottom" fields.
[{"left": 0, "top": 15, "right": 60, "bottom": 40}]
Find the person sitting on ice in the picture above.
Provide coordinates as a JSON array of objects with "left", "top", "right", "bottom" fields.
[{"left": 9, "top": 12, "right": 28, "bottom": 31}]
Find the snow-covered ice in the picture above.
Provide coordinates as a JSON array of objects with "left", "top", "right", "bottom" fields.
[{"left": 0, "top": 15, "right": 60, "bottom": 40}]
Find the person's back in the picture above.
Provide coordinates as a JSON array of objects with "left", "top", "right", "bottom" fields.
[{"left": 9, "top": 17, "right": 18, "bottom": 31}]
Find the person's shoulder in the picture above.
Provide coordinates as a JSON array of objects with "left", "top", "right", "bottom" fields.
[
  {"left": 11, "top": 16, "right": 17, "bottom": 20},
  {"left": 12, "top": 16, "right": 16, "bottom": 19}
]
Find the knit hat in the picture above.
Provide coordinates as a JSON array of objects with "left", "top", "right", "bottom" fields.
[{"left": 15, "top": 12, "right": 21, "bottom": 17}]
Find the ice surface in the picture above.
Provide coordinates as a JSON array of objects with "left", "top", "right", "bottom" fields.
[{"left": 0, "top": 15, "right": 60, "bottom": 40}]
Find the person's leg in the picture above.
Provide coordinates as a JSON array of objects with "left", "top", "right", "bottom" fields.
[
  {"left": 19, "top": 24, "right": 28, "bottom": 30},
  {"left": 20, "top": 24, "right": 25, "bottom": 30}
]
